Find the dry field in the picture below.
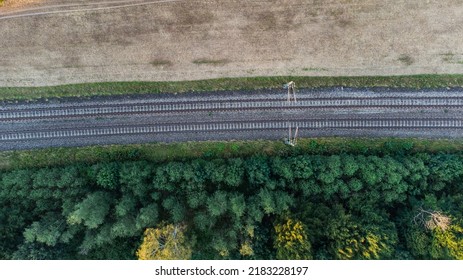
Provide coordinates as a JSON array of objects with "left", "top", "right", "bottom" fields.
[{"left": 1, "top": 0, "right": 463, "bottom": 87}]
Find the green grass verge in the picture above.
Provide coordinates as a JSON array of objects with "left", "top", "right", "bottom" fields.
[
  {"left": 1, "top": 137, "right": 463, "bottom": 170},
  {"left": 1, "top": 74, "right": 463, "bottom": 101}
]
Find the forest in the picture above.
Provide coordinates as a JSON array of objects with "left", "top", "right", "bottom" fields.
[{"left": 1, "top": 148, "right": 463, "bottom": 259}]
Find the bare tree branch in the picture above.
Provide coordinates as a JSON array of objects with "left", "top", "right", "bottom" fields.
[{"left": 413, "top": 207, "right": 451, "bottom": 231}]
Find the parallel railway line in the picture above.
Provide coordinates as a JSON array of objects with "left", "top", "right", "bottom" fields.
[
  {"left": 2, "top": 118, "right": 463, "bottom": 141},
  {"left": 2, "top": 90, "right": 463, "bottom": 149},
  {"left": 2, "top": 96, "right": 463, "bottom": 121}
]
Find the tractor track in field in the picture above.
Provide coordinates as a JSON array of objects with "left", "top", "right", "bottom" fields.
[{"left": 0, "top": 0, "right": 181, "bottom": 20}]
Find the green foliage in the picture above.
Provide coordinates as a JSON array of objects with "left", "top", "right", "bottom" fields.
[
  {"left": 23, "top": 213, "right": 69, "bottom": 246},
  {"left": 95, "top": 163, "right": 120, "bottom": 190},
  {"left": 162, "top": 196, "right": 185, "bottom": 223},
  {"left": 2, "top": 152, "right": 463, "bottom": 259},
  {"left": 224, "top": 158, "right": 245, "bottom": 187},
  {"left": 383, "top": 139, "right": 414, "bottom": 155},
  {"left": 4, "top": 138, "right": 463, "bottom": 171},
  {"left": 136, "top": 203, "right": 159, "bottom": 230},
  {"left": 301, "top": 203, "right": 398, "bottom": 260},
  {"left": 207, "top": 191, "right": 228, "bottom": 217},
  {"left": 404, "top": 221, "right": 463, "bottom": 260},
  {"left": 245, "top": 157, "right": 271, "bottom": 186},
  {"left": 12, "top": 242, "right": 73, "bottom": 260},
  {"left": 119, "top": 161, "right": 153, "bottom": 198},
  {"left": 400, "top": 195, "right": 463, "bottom": 259},
  {"left": 230, "top": 194, "right": 246, "bottom": 218},
  {"left": 67, "top": 191, "right": 112, "bottom": 229}
]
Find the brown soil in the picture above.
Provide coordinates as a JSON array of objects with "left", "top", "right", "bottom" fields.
[
  {"left": 1, "top": 0, "right": 43, "bottom": 9},
  {"left": 1, "top": 0, "right": 463, "bottom": 87}
]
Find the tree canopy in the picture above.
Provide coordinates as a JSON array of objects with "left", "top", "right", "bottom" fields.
[{"left": 1, "top": 152, "right": 463, "bottom": 259}]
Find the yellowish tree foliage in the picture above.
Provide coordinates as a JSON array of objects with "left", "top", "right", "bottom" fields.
[
  {"left": 433, "top": 224, "right": 463, "bottom": 260},
  {"left": 336, "top": 232, "right": 386, "bottom": 260},
  {"left": 274, "top": 219, "right": 312, "bottom": 260},
  {"left": 136, "top": 223, "right": 192, "bottom": 260},
  {"left": 239, "top": 240, "right": 254, "bottom": 256},
  {"left": 413, "top": 208, "right": 463, "bottom": 259}
]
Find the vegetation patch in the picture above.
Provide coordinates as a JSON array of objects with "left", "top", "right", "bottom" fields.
[
  {"left": 1, "top": 74, "right": 463, "bottom": 102},
  {"left": 2, "top": 151, "right": 463, "bottom": 259},
  {"left": 302, "top": 67, "right": 328, "bottom": 72},
  {"left": 398, "top": 54, "right": 415, "bottom": 66},
  {"left": 441, "top": 52, "right": 455, "bottom": 63},
  {"left": 150, "top": 59, "right": 172, "bottom": 67},
  {"left": 2, "top": 137, "right": 463, "bottom": 171},
  {"left": 192, "top": 59, "right": 230, "bottom": 65}
]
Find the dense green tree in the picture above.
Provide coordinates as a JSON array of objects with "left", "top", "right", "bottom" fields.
[
  {"left": 12, "top": 242, "right": 74, "bottom": 260},
  {"left": 224, "top": 158, "right": 245, "bottom": 188},
  {"left": 67, "top": 191, "right": 113, "bottom": 229},
  {"left": 229, "top": 193, "right": 246, "bottom": 218},
  {"left": 271, "top": 157, "right": 294, "bottom": 183},
  {"left": 23, "top": 213, "right": 70, "bottom": 246},
  {"left": 119, "top": 161, "right": 154, "bottom": 199},
  {"left": 186, "top": 189, "right": 207, "bottom": 209},
  {"left": 245, "top": 157, "right": 270, "bottom": 186},
  {"left": 94, "top": 163, "right": 120, "bottom": 190},
  {"left": 342, "top": 155, "right": 359, "bottom": 176},
  {"left": 289, "top": 156, "right": 314, "bottom": 180},
  {"left": 162, "top": 196, "right": 186, "bottom": 223},
  {"left": 135, "top": 203, "right": 159, "bottom": 230},
  {"left": 207, "top": 191, "right": 228, "bottom": 217}
]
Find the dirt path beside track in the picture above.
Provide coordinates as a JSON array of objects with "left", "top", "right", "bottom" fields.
[{"left": 1, "top": 0, "right": 463, "bottom": 87}]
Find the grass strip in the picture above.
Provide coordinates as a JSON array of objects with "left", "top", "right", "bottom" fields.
[
  {"left": 1, "top": 74, "right": 463, "bottom": 101},
  {"left": 1, "top": 137, "right": 463, "bottom": 170}
]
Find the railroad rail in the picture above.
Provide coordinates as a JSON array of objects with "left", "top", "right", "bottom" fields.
[
  {"left": 2, "top": 118, "right": 462, "bottom": 141},
  {"left": 2, "top": 97, "right": 463, "bottom": 121}
]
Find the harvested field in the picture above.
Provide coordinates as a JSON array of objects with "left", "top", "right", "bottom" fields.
[{"left": 1, "top": 0, "right": 463, "bottom": 86}]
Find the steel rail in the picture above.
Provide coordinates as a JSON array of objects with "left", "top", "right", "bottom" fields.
[
  {"left": 3, "top": 95, "right": 463, "bottom": 111},
  {"left": 2, "top": 118, "right": 462, "bottom": 141},
  {"left": 2, "top": 97, "right": 463, "bottom": 121}
]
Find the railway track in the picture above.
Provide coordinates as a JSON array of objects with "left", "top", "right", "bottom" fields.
[
  {"left": 2, "top": 96, "right": 463, "bottom": 121},
  {"left": 2, "top": 118, "right": 462, "bottom": 141},
  {"left": 2, "top": 91, "right": 463, "bottom": 149}
]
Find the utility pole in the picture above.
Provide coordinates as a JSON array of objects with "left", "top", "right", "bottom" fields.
[
  {"left": 285, "top": 124, "right": 299, "bottom": 146},
  {"left": 283, "top": 82, "right": 298, "bottom": 146},
  {"left": 284, "top": 81, "right": 296, "bottom": 102},
  {"left": 293, "top": 126, "right": 298, "bottom": 146}
]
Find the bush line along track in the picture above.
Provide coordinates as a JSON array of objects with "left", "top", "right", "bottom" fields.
[
  {"left": 2, "top": 119, "right": 463, "bottom": 141},
  {"left": 2, "top": 96, "right": 463, "bottom": 121}
]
